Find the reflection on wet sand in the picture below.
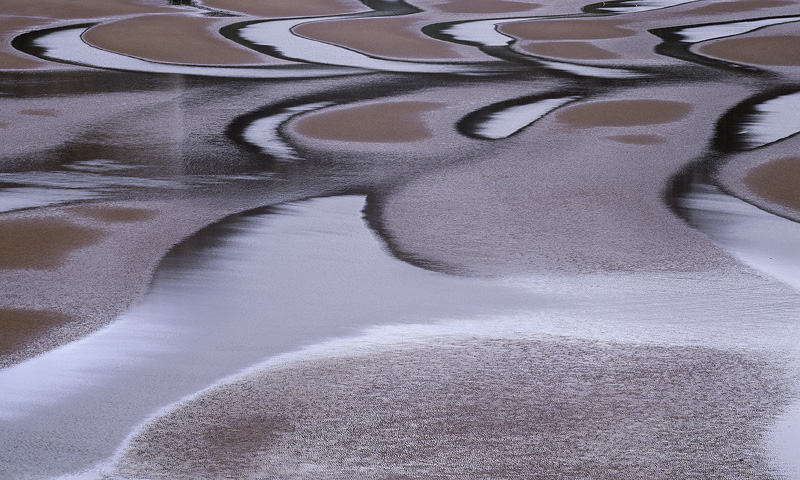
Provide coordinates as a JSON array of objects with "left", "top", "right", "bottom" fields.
[{"left": 2, "top": 0, "right": 800, "bottom": 478}]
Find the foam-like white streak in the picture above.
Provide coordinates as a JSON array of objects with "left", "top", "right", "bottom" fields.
[
  {"left": 0, "top": 187, "right": 99, "bottom": 213},
  {"left": 241, "top": 102, "right": 332, "bottom": 159},
  {"left": 33, "top": 26, "right": 358, "bottom": 78},
  {"left": 537, "top": 59, "right": 645, "bottom": 78},
  {"left": 676, "top": 16, "right": 800, "bottom": 43},
  {"left": 441, "top": 19, "right": 516, "bottom": 46},
  {"left": 743, "top": 91, "right": 800, "bottom": 148},
  {"left": 474, "top": 96, "right": 577, "bottom": 139},
  {"left": 596, "top": 0, "right": 698, "bottom": 13},
  {"left": 239, "top": 19, "right": 478, "bottom": 73}
]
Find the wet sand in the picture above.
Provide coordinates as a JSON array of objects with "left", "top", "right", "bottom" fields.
[
  {"left": 516, "top": 41, "right": 621, "bottom": 60},
  {"left": 0, "top": 217, "right": 103, "bottom": 270},
  {"left": 698, "top": 35, "right": 800, "bottom": 67},
  {"left": 432, "top": 0, "right": 541, "bottom": 13},
  {"left": 685, "top": 0, "right": 796, "bottom": 14},
  {"left": 292, "top": 101, "right": 444, "bottom": 142},
  {"left": 744, "top": 157, "right": 800, "bottom": 213},
  {"left": 0, "top": 309, "right": 72, "bottom": 357},
  {"left": 555, "top": 99, "right": 693, "bottom": 128},
  {"left": 82, "top": 15, "right": 269, "bottom": 65}
]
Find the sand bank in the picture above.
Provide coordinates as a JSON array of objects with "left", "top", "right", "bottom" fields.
[
  {"left": 432, "top": 0, "right": 541, "bottom": 13},
  {"left": 292, "top": 16, "right": 464, "bottom": 61},
  {"left": 698, "top": 35, "right": 800, "bottom": 67},
  {"left": 685, "top": 0, "right": 796, "bottom": 15},
  {"left": 292, "top": 101, "right": 444, "bottom": 143},
  {"left": 555, "top": 99, "right": 693, "bottom": 128},
  {"left": 0, "top": 200, "right": 232, "bottom": 367},
  {"left": 744, "top": 157, "right": 800, "bottom": 213},
  {"left": 200, "top": 0, "right": 367, "bottom": 18},
  {"left": 517, "top": 41, "right": 621, "bottom": 60},
  {"left": 499, "top": 19, "right": 635, "bottom": 41},
  {"left": 82, "top": 15, "right": 268, "bottom": 66},
  {"left": 112, "top": 332, "right": 793, "bottom": 479}
]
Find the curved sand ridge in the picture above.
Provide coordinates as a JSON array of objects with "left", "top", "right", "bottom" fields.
[
  {"left": 292, "top": 16, "right": 465, "bottom": 61},
  {"left": 81, "top": 15, "right": 270, "bottom": 66}
]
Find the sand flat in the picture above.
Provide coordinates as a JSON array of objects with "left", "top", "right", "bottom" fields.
[
  {"left": 517, "top": 41, "right": 621, "bottom": 60},
  {"left": 686, "top": 0, "right": 796, "bottom": 14},
  {"left": 82, "top": 15, "right": 268, "bottom": 66},
  {"left": 200, "top": 0, "right": 367, "bottom": 17},
  {"left": 292, "top": 16, "right": 464, "bottom": 61},
  {"left": 499, "top": 19, "right": 636, "bottom": 41},
  {"left": 744, "top": 156, "right": 800, "bottom": 213},
  {"left": 72, "top": 206, "right": 159, "bottom": 223},
  {"left": 0, "top": 16, "right": 52, "bottom": 69},
  {"left": 555, "top": 99, "right": 693, "bottom": 127},
  {"left": 292, "top": 101, "right": 444, "bottom": 142},
  {"left": 697, "top": 35, "right": 800, "bottom": 67},
  {"left": 432, "top": 0, "right": 541, "bottom": 14},
  {"left": 0, "top": 0, "right": 173, "bottom": 20}
]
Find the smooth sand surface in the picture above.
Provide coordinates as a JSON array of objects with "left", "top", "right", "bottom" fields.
[
  {"left": 82, "top": 15, "right": 268, "bottom": 65},
  {"left": 555, "top": 99, "right": 693, "bottom": 128},
  {"left": 0, "top": 218, "right": 103, "bottom": 270},
  {"left": 200, "top": 0, "right": 367, "bottom": 17},
  {"left": 686, "top": 0, "right": 796, "bottom": 14},
  {"left": 292, "top": 16, "right": 464, "bottom": 60},
  {"left": 432, "top": 0, "right": 541, "bottom": 13},
  {"left": 744, "top": 157, "right": 800, "bottom": 213},
  {"left": 698, "top": 35, "right": 800, "bottom": 67},
  {"left": 292, "top": 101, "right": 444, "bottom": 142},
  {"left": 499, "top": 19, "right": 635, "bottom": 41},
  {"left": 517, "top": 41, "right": 621, "bottom": 60}
]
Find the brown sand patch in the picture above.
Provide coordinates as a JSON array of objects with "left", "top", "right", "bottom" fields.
[
  {"left": 73, "top": 206, "right": 159, "bottom": 223},
  {"left": 0, "top": 51, "right": 44, "bottom": 69},
  {"left": 499, "top": 19, "right": 635, "bottom": 41},
  {"left": 518, "top": 41, "right": 620, "bottom": 60},
  {"left": 0, "top": 218, "right": 103, "bottom": 269},
  {"left": 0, "top": 309, "right": 71, "bottom": 357},
  {"left": 606, "top": 134, "right": 667, "bottom": 144},
  {"left": 292, "top": 101, "right": 444, "bottom": 143},
  {"left": 744, "top": 156, "right": 800, "bottom": 212},
  {"left": 0, "top": 0, "right": 173, "bottom": 20},
  {"left": 697, "top": 35, "right": 800, "bottom": 66},
  {"left": 82, "top": 15, "right": 266, "bottom": 65},
  {"left": 555, "top": 99, "right": 693, "bottom": 127},
  {"left": 687, "top": 0, "right": 794, "bottom": 14},
  {"left": 433, "top": 0, "right": 541, "bottom": 14},
  {"left": 292, "top": 17, "right": 462, "bottom": 60},
  {"left": 19, "top": 108, "right": 58, "bottom": 117},
  {"left": 0, "top": 16, "right": 52, "bottom": 69},
  {"left": 200, "top": 0, "right": 366, "bottom": 17}
]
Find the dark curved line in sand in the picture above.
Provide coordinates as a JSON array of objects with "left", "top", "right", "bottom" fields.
[
  {"left": 422, "top": 19, "right": 658, "bottom": 79},
  {"left": 362, "top": 190, "right": 467, "bottom": 276},
  {"left": 713, "top": 85, "right": 800, "bottom": 153},
  {"left": 456, "top": 89, "right": 586, "bottom": 139},
  {"left": 582, "top": 0, "right": 702, "bottom": 14},
  {"left": 649, "top": 15, "right": 800, "bottom": 74}
]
